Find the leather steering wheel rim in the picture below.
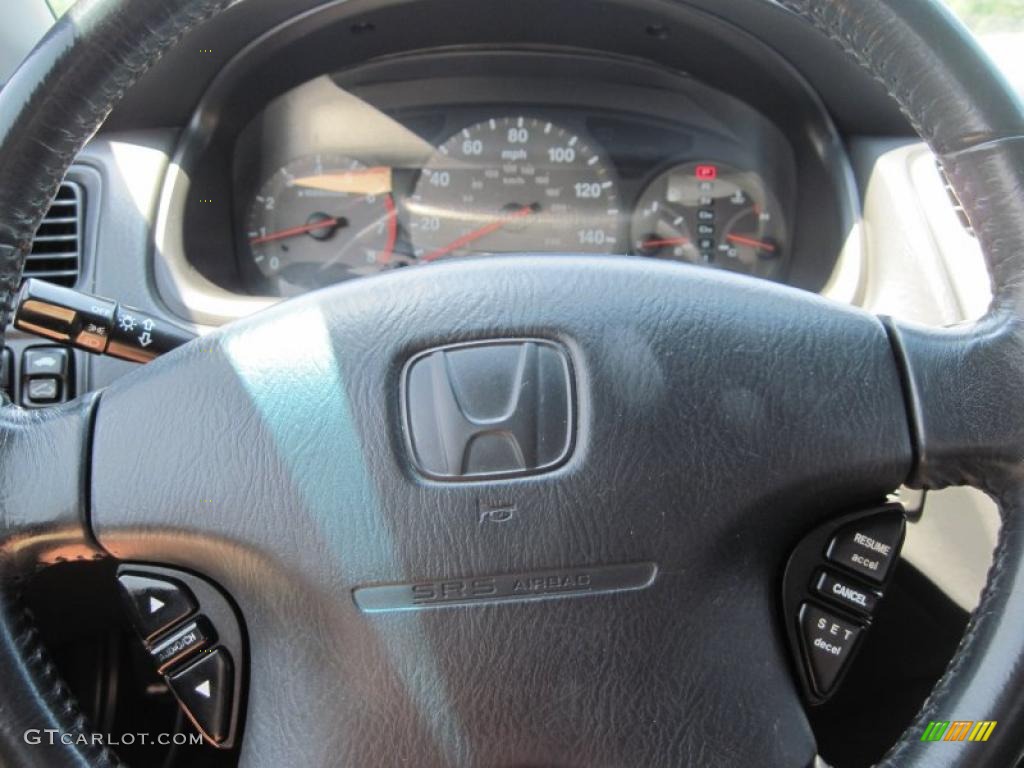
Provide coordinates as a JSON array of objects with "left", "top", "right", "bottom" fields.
[{"left": 0, "top": 1, "right": 1023, "bottom": 766}]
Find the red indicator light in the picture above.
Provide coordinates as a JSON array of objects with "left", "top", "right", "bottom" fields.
[{"left": 695, "top": 164, "right": 718, "bottom": 180}]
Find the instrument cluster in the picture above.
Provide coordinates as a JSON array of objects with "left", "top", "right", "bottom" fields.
[{"left": 232, "top": 74, "right": 795, "bottom": 297}]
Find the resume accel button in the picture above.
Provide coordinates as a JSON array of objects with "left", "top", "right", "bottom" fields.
[{"left": 825, "top": 510, "right": 905, "bottom": 584}]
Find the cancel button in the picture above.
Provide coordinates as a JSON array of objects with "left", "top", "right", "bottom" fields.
[{"left": 813, "top": 569, "right": 879, "bottom": 616}]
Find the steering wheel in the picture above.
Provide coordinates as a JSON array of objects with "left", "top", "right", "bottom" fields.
[{"left": 1, "top": 0, "right": 1023, "bottom": 765}]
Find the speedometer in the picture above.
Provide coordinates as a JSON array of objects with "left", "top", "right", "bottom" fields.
[{"left": 406, "top": 116, "right": 620, "bottom": 261}]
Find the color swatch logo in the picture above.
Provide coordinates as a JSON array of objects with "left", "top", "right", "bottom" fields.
[{"left": 921, "top": 721, "right": 997, "bottom": 742}]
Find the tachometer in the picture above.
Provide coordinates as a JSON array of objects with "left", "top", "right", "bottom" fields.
[
  {"left": 631, "top": 161, "right": 786, "bottom": 280},
  {"left": 245, "top": 154, "right": 398, "bottom": 292},
  {"left": 406, "top": 116, "right": 620, "bottom": 260}
]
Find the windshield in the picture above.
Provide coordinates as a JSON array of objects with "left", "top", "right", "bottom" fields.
[{"left": 946, "top": 0, "right": 1024, "bottom": 87}]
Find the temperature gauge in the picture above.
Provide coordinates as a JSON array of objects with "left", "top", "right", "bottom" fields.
[{"left": 631, "top": 161, "right": 786, "bottom": 279}]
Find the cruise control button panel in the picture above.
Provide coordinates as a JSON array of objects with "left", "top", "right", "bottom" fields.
[
  {"left": 117, "top": 572, "right": 197, "bottom": 641},
  {"left": 782, "top": 503, "right": 906, "bottom": 703},
  {"left": 116, "top": 564, "right": 245, "bottom": 748},
  {"left": 168, "top": 649, "right": 234, "bottom": 746}
]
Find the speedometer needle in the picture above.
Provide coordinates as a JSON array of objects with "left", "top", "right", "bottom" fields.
[
  {"left": 249, "top": 216, "right": 344, "bottom": 245},
  {"left": 726, "top": 233, "right": 775, "bottom": 252},
  {"left": 421, "top": 204, "right": 536, "bottom": 262}
]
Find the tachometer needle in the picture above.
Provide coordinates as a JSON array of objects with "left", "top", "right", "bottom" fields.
[
  {"left": 726, "top": 233, "right": 775, "bottom": 252},
  {"left": 421, "top": 204, "right": 536, "bottom": 262},
  {"left": 249, "top": 216, "right": 345, "bottom": 245},
  {"left": 641, "top": 236, "right": 690, "bottom": 248}
]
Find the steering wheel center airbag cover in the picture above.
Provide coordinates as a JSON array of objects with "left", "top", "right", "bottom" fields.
[{"left": 90, "top": 255, "right": 911, "bottom": 767}]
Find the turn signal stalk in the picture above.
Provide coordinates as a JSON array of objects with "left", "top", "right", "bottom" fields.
[{"left": 13, "top": 278, "right": 196, "bottom": 363}]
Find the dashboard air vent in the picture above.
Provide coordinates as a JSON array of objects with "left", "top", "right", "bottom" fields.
[
  {"left": 25, "top": 181, "right": 82, "bottom": 287},
  {"left": 936, "top": 161, "right": 975, "bottom": 238}
]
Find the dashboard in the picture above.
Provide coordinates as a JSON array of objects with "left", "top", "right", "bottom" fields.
[{"left": 230, "top": 57, "right": 794, "bottom": 297}]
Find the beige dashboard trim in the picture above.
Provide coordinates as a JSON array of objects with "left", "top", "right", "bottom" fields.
[{"left": 154, "top": 158, "right": 277, "bottom": 327}]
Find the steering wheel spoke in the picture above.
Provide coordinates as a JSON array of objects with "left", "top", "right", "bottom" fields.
[
  {"left": 0, "top": 395, "right": 102, "bottom": 576},
  {"left": 887, "top": 311, "right": 1024, "bottom": 491}
]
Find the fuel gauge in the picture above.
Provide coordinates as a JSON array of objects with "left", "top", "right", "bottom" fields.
[{"left": 631, "top": 161, "right": 786, "bottom": 280}]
